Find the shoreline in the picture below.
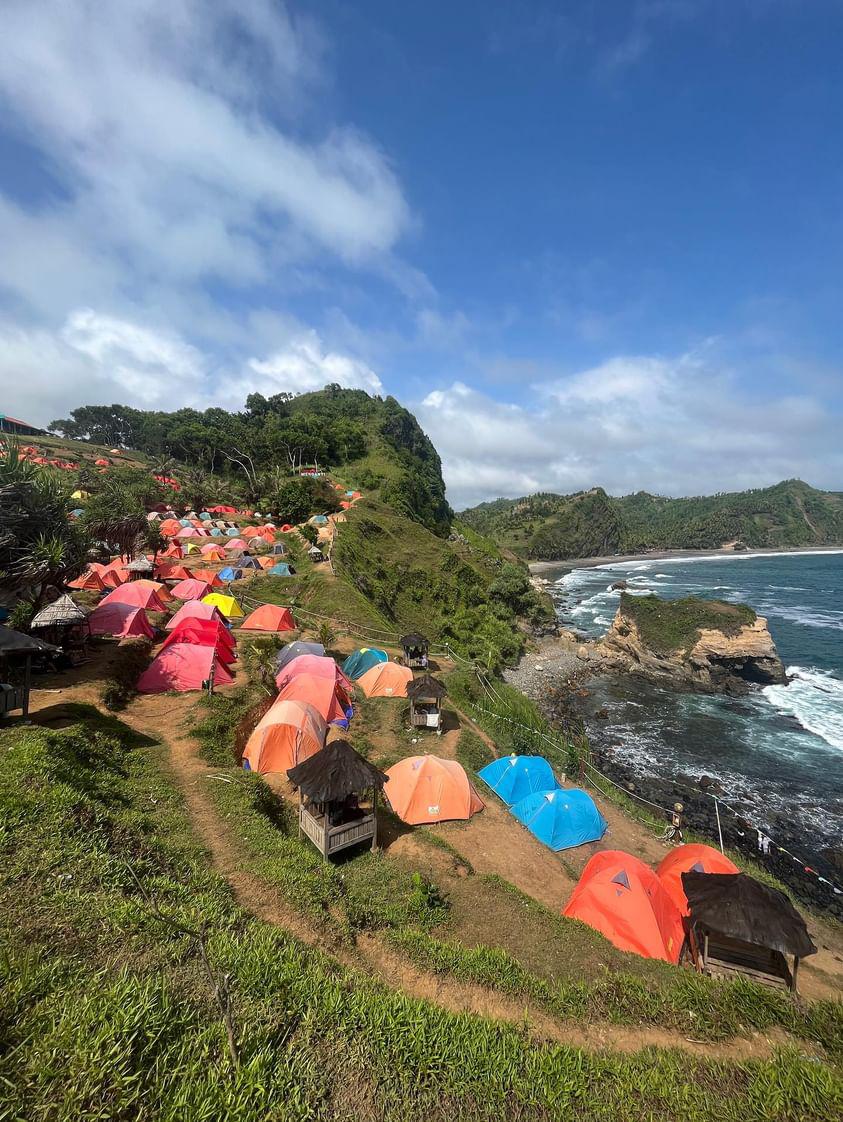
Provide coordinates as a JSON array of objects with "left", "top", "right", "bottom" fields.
[{"left": 529, "top": 544, "right": 843, "bottom": 575}]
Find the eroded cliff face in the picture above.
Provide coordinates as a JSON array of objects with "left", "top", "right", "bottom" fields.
[{"left": 596, "top": 611, "right": 787, "bottom": 695}]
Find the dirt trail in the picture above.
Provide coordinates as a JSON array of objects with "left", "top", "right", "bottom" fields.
[{"left": 21, "top": 670, "right": 837, "bottom": 1055}]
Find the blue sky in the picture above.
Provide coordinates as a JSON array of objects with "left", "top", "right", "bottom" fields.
[{"left": 1, "top": 1, "right": 841, "bottom": 506}]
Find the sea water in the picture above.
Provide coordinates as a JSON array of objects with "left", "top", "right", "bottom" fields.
[{"left": 547, "top": 551, "right": 843, "bottom": 845}]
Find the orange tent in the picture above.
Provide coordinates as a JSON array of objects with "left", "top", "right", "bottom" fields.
[
  {"left": 191, "top": 569, "right": 224, "bottom": 587},
  {"left": 155, "top": 563, "right": 191, "bottom": 581},
  {"left": 562, "top": 851, "right": 685, "bottom": 964},
  {"left": 101, "top": 565, "right": 130, "bottom": 588},
  {"left": 256, "top": 556, "right": 276, "bottom": 570},
  {"left": 384, "top": 756, "right": 485, "bottom": 825},
  {"left": 200, "top": 544, "right": 226, "bottom": 560},
  {"left": 161, "top": 543, "right": 184, "bottom": 559},
  {"left": 99, "top": 582, "right": 169, "bottom": 612},
  {"left": 357, "top": 662, "right": 413, "bottom": 698},
  {"left": 240, "top": 604, "right": 296, "bottom": 632},
  {"left": 241, "top": 526, "right": 262, "bottom": 538},
  {"left": 160, "top": 519, "right": 182, "bottom": 537},
  {"left": 242, "top": 699, "right": 326, "bottom": 774},
  {"left": 275, "top": 675, "right": 351, "bottom": 725},
  {"left": 656, "top": 844, "right": 739, "bottom": 916},
  {"left": 69, "top": 569, "right": 106, "bottom": 592}
]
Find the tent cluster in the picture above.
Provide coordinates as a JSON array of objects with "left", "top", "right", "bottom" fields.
[{"left": 478, "top": 754, "right": 607, "bottom": 852}]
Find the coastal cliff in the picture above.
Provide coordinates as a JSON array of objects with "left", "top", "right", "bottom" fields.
[{"left": 596, "top": 593, "right": 787, "bottom": 694}]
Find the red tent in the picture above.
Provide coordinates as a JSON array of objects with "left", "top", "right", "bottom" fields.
[
  {"left": 160, "top": 519, "right": 182, "bottom": 537},
  {"left": 88, "top": 602, "right": 155, "bottom": 639},
  {"left": 100, "top": 583, "right": 169, "bottom": 613},
  {"left": 161, "top": 620, "right": 236, "bottom": 664},
  {"left": 100, "top": 566, "right": 130, "bottom": 588},
  {"left": 562, "top": 851, "right": 684, "bottom": 964},
  {"left": 166, "top": 600, "right": 228, "bottom": 630},
  {"left": 240, "top": 604, "right": 296, "bottom": 632},
  {"left": 137, "top": 643, "right": 235, "bottom": 693},
  {"left": 208, "top": 505, "right": 237, "bottom": 513},
  {"left": 155, "top": 563, "right": 191, "bottom": 581},
  {"left": 161, "top": 543, "right": 185, "bottom": 559},
  {"left": 171, "top": 578, "right": 214, "bottom": 601}
]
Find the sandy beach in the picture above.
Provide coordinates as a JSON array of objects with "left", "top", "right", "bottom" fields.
[{"left": 529, "top": 544, "right": 843, "bottom": 575}]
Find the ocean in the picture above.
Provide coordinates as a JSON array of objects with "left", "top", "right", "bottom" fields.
[{"left": 546, "top": 551, "right": 843, "bottom": 850}]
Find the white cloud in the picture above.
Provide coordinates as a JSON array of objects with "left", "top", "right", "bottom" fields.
[
  {"left": 417, "top": 354, "right": 843, "bottom": 508},
  {"left": 240, "top": 333, "right": 383, "bottom": 398}
]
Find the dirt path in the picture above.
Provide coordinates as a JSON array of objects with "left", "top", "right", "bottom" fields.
[{"left": 21, "top": 670, "right": 839, "bottom": 1051}]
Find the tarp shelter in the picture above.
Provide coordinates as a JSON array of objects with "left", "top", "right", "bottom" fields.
[
  {"left": 357, "top": 662, "right": 413, "bottom": 698},
  {"left": 683, "top": 871, "right": 816, "bottom": 991},
  {"left": 243, "top": 698, "right": 327, "bottom": 774},
  {"left": 240, "top": 604, "right": 296, "bottom": 632},
  {"left": 478, "top": 754, "right": 558, "bottom": 806},
  {"left": 163, "top": 618, "right": 236, "bottom": 663},
  {"left": 137, "top": 643, "right": 235, "bottom": 693},
  {"left": 385, "top": 756, "right": 484, "bottom": 825},
  {"left": 166, "top": 600, "right": 228, "bottom": 631},
  {"left": 275, "top": 642, "right": 324, "bottom": 672},
  {"left": 218, "top": 567, "right": 243, "bottom": 582},
  {"left": 99, "top": 583, "right": 168, "bottom": 613},
  {"left": 342, "top": 648, "right": 388, "bottom": 680},
  {"left": 563, "top": 851, "right": 684, "bottom": 964},
  {"left": 269, "top": 563, "right": 295, "bottom": 577},
  {"left": 657, "top": 845, "right": 738, "bottom": 916},
  {"left": 171, "top": 578, "right": 213, "bottom": 602},
  {"left": 202, "top": 593, "right": 244, "bottom": 618},
  {"left": 510, "top": 788, "right": 607, "bottom": 851},
  {"left": 276, "top": 675, "right": 352, "bottom": 726},
  {"left": 275, "top": 654, "right": 353, "bottom": 694},
  {"left": 88, "top": 602, "right": 154, "bottom": 639},
  {"left": 69, "top": 569, "right": 106, "bottom": 592}
]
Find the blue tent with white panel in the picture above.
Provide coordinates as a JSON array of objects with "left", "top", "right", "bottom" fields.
[
  {"left": 477, "top": 754, "right": 558, "bottom": 807},
  {"left": 509, "top": 788, "right": 607, "bottom": 851}
]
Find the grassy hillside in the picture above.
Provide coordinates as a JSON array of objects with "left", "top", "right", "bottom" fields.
[{"left": 461, "top": 480, "right": 843, "bottom": 560}]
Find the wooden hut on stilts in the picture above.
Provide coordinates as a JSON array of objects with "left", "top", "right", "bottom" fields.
[{"left": 407, "top": 673, "right": 446, "bottom": 733}]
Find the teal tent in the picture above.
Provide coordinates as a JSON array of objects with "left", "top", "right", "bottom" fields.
[
  {"left": 342, "top": 648, "right": 389, "bottom": 679},
  {"left": 269, "top": 562, "right": 294, "bottom": 576}
]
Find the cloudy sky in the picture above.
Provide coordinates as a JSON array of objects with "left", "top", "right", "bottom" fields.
[{"left": 1, "top": 1, "right": 842, "bottom": 508}]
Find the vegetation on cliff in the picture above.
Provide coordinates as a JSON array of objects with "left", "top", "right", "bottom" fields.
[
  {"left": 617, "top": 593, "right": 757, "bottom": 656},
  {"left": 461, "top": 480, "right": 843, "bottom": 559}
]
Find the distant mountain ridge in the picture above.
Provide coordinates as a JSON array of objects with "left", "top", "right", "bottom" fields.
[{"left": 459, "top": 480, "right": 843, "bottom": 560}]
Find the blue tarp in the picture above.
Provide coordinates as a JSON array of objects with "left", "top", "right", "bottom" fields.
[
  {"left": 275, "top": 641, "right": 325, "bottom": 671},
  {"left": 269, "top": 562, "right": 294, "bottom": 576},
  {"left": 477, "top": 754, "right": 558, "bottom": 806},
  {"left": 509, "top": 789, "right": 607, "bottom": 851},
  {"left": 218, "top": 567, "right": 243, "bottom": 581},
  {"left": 342, "top": 648, "right": 389, "bottom": 679}
]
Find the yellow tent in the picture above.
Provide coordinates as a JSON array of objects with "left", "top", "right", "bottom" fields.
[
  {"left": 186, "top": 543, "right": 202, "bottom": 554},
  {"left": 71, "top": 489, "right": 90, "bottom": 500},
  {"left": 202, "top": 592, "right": 244, "bottom": 619}
]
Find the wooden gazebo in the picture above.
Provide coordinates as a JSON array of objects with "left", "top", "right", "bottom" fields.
[
  {"left": 287, "top": 738, "right": 387, "bottom": 860},
  {"left": 0, "top": 626, "right": 59, "bottom": 718},
  {"left": 400, "top": 632, "right": 429, "bottom": 669},
  {"left": 407, "top": 674, "right": 446, "bottom": 732},
  {"left": 683, "top": 871, "right": 817, "bottom": 992}
]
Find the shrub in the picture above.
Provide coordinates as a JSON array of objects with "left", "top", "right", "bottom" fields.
[{"left": 100, "top": 639, "right": 153, "bottom": 711}]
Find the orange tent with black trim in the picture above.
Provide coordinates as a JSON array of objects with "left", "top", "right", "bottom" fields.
[
  {"left": 562, "top": 851, "right": 684, "bottom": 963},
  {"left": 384, "top": 756, "right": 484, "bottom": 825},
  {"left": 242, "top": 698, "right": 326, "bottom": 774},
  {"left": 240, "top": 604, "right": 296, "bottom": 632},
  {"left": 356, "top": 661, "right": 413, "bottom": 698},
  {"left": 656, "top": 844, "right": 739, "bottom": 916}
]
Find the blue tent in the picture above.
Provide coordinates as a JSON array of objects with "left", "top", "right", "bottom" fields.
[
  {"left": 200, "top": 512, "right": 212, "bottom": 520},
  {"left": 275, "top": 641, "right": 325, "bottom": 671},
  {"left": 477, "top": 755, "right": 558, "bottom": 806},
  {"left": 311, "top": 514, "right": 328, "bottom": 525},
  {"left": 345, "top": 490, "right": 354, "bottom": 497},
  {"left": 179, "top": 518, "right": 192, "bottom": 526},
  {"left": 342, "top": 648, "right": 389, "bottom": 679},
  {"left": 71, "top": 508, "right": 84, "bottom": 517},
  {"left": 226, "top": 526, "right": 240, "bottom": 536},
  {"left": 218, "top": 566, "right": 243, "bottom": 581},
  {"left": 239, "top": 556, "right": 261, "bottom": 569},
  {"left": 210, "top": 527, "right": 223, "bottom": 536},
  {"left": 269, "top": 562, "right": 294, "bottom": 576},
  {"left": 509, "top": 789, "right": 607, "bottom": 851}
]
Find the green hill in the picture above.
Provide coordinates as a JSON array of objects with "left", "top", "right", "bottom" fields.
[{"left": 461, "top": 480, "right": 843, "bottom": 560}]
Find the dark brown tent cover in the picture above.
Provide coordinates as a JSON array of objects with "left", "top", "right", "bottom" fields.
[
  {"left": 287, "top": 738, "right": 387, "bottom": 802},
  {"left": 0, "top": 627, "right": 59, "bottom": 654},
  {"left": 407, "top": 674, "right": 446, "bottom": 700},
  {"left": 401, "top": 633, "right": 428, "bottom": 649},
  {"left": 682, "top": 871, "right": 817, "bottom": 958}
]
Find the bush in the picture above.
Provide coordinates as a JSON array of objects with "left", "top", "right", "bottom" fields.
[{"left": 100, "top": 639, "right": 153, "bottom": 710}]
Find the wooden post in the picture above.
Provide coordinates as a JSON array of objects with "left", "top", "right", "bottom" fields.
[
  {"left": 371, "top": 786, "right": 378, "bottom": 852},
  {"left": 22, "top": 654, "right": 31, "bottom": 718}
]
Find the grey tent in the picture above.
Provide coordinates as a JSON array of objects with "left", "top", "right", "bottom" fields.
[{"left": 274, "top": 641, "right": 325, "bottom": 672}]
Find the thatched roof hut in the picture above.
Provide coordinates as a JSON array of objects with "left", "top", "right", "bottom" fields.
[
  {"left": 407, "top": 674, "right": 446, "bottom": 701},
  {"left": 401, "top": 632, "right": 429, "bottom": 668},
  {"left": 127, "top": 557, "right": 155, "bottom": 576},
  {"left": 0, "top": 626, "right": 59, "bottom": 717},
  {"left": 31, "top": 595, "right": 88, "bottom": 629}
]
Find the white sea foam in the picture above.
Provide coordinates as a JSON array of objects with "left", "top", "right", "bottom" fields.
[{"left": 763, "top": 666, "right": 843, "bottom": 751}]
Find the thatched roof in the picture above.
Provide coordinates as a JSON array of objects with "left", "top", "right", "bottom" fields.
[
  {"left": 287, "top": 738, "right": 387, "bottom": 802},
  {"left": 30, "top": 594, "right": 89, "bottom": 629},
  {"left": 407, "top": 674, "right": 446, "bottom": 701},
  {"left": 0, "top": 626, "right": 60, "bottom": 654},
  {"left": 683, "top": 871, "right": 817, "bottom": 958},
  {"left": 127, "top": 557, "right": 154, "bottom": 573},
  {"left": 401, "top": 632, "right": 429, "bottom": 649}
]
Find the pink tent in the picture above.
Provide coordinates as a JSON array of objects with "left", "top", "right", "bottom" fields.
[
  {"left": 137, "top": 643, "right": 235, "bottom": 693},
  {"left": 225, "top": 538, "right": 247, "bottom": 550},
  {"left": 166, "top": 600, "right": 228, "bottom": 630},
  {"left": 88, "top": 602, "right": 155, "bottom": 639},
  {"left": 171, "top": 578, "right": 213, "bottom": 601},
  {"left": 100, "top": 583, "right": 168, "bottom": 612},
  {"left": 275, "top": 654, "right": 353, "bottom": 693},
  {"left": 176, "top": 527, "right": 199, "bottom": 539},
  {"left": 200, "top": 544, "right": 226, "bottom": 560}
]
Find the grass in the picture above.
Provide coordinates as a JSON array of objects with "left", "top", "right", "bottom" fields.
[
  {"left": 2, "top": 707, "right": 843, "bottom": 1118},
  {"left": 619, "top": 593, "right": 758, "bottom": 655}
]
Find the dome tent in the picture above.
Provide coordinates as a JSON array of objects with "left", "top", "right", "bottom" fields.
[
  {"left": 357, "top": 662, "right": 413, "bottom": 698},
  {"left": 384, "top": 756, "right": 484, "bottom": 825},
  {"left": 510, "top": 788, "right": 607, "bottom": 851},
  {"left": 243, "top": 698, "right": 326, "bottom": 774},
  {"left": 88, "top": 602, "right": 154, "bottom": 639},
  {"left": 166, "top": 600, "right": 228, "bottom": 631},
  {"left": 477, "top": 754, "right": 558, "bottom": 806},
  {"left": 656, "top": 844, "right": 739, "bottom": 916},
  {"left": 137, "top": 643, "right": 235, "bottom": 693},
  {"left": 275, "top": 641, "right": 324, "bottom": 672},
  {"left": 240, "top": 604, "right": 296, "bottom": 632},
  {"left": 342, "top": 648, "right": 388, "bottom": 680}
]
